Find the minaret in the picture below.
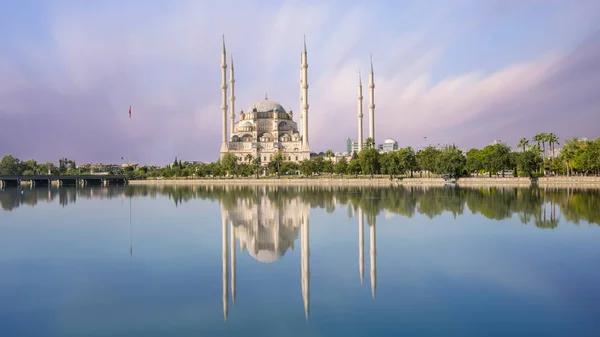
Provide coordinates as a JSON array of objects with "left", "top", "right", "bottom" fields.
[
  {"left": 222, "top": 211, "right": 229, "bottom": 321},
  {"left": 301, "top": 213, "right": 310, "bottom": 321},
  {"left": 357, "top": 71, "right": 364, "bottom": 152},
  {"left": 220, "top": 35, "right": 229, "bottom": 154},
  {"left": 368, "top": 55, "right": 375, "bottom": 145},
  {"left": 369, "top": 216, "right": 377, "bottom": 299},
  {"left": 301, "top": 36, "right": 310, "bottom": 152},
  {"left": 358, "top": 207, "right": 364, "bottom": 285},
  {"left": 230, "top": 220, "right": 236, "bottom": 304},
  {"left": 229, "top": 54, "right": 235, "bottom": 138}
]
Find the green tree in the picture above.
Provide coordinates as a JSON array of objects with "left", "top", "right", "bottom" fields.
[
  {"left": 518, "top": 138, "right": 529, "bottom": 152},
  {"left": 417, "top": 146, "right": 441, "bottom": 177},
  {"left": 359, "top": 148, "right": 380, "bottom": 178},
  {"left": 268, "top": 152, "right": 284, "bottom": 177},
  {"left": 347, "top": 157, "right": 362, "bottom": 177},
  {"left": 221, "top": 153, "right": 239, "bottom": 176},
  {"left": 380, "top": 152, "right": 399, "bottom": 178},
  {"left": 364, "top": 137, "right": 375, "bottom": 150},
  {"left": 251, "top": 157, "right": 262, "bottom": 178},
  {"left": 481, "top": 143, "right": 511, "bottom": 176},
  {"left": 466, "top": 149, "right": 483, "bottom": 175},
  {"left": 334, "top": 157, "right": 348, "bottom": 176},
  {"left": 516, "top": 147, "right": 542, "bottom": 177},
  {"left": 397, "top": 147, "right": 417, "bottom": 177},
  {"left": 0, "top": 155, "right": 22, "bottom": 175},
  {"left": 436, "top": 145, "right": 466, "bottom": 177},
  {"left": 299, "top": 159, "right": 313, "bottom": 177}
]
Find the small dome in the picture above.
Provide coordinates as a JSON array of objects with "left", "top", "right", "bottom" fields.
[
  {"left": 384, "top": 138, "right": 397, "bottom": 144},
  {"left": 240, "top": 120, "right": 253, "bottom": 127},
  {"left": 248, "top": 98, "right": 286, "bottom": 113}
]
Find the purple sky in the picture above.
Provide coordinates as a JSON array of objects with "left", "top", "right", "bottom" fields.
[{"left": 1, "top": 0, "right": 599, "bottom": 165}]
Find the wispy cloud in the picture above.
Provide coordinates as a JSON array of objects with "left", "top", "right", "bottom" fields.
[{"left": 1, "top": 0, "right": 599, "bottom": 164}]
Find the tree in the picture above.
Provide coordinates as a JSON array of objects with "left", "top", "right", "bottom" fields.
[
  {"left": 334, "top": 157, "right": 348, "bottom": 176},
  {"left": 312, "top": 156, "right": 325, "bottom": 175},
  {"left": 516, "top": 147, "right": 543, "bottom": 177},
  {"left": 436, "top": 145, "right": 466, "bottom": 178},
  {"left": 417, "top": 146, "right": 441, "bottom": 177},
  {"left": 397, "top": 147, "right": 417, "bottom": 177},
  {"left": 359, "top": 148, "right": 380, "bottom": 178},
  {"left": 221, "top": 153, "right": 239, "bottom": 177},
  {"left": 0, "top": 155, "right": 22, "bottom": 175},
  {"left": 268, "top": 152, "right": 284, "bottom": 177},
  {"left": 364, "top": 137, "right": 375, "bottom": 150},
  {"left": 379, "top": 152, "right": 399, "bottom": 178},
  {"left": 251, "top": 157, "right": 262, "bottom": 178},
  {"left": 299, "top": 159, "right": 313, "bottom": 177},
  {"left": 518, "top": 138, "right": 529, "bottom": 152},
  {"left": 466, "top": 149, "right": 483, "bottom": 175},
  {"left": 481, "top": 143, "right": 511, "bottom": 176},
  {"left": 347, "top": 157, "right": 362, "bottom": 177},
  {"left": 322, "top": 158, "right": 334, "bottom": 177}
]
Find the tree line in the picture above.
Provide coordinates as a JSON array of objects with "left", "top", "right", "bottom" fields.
[{"left": 1, "top": 133, "right": 599, "bottom": 179}]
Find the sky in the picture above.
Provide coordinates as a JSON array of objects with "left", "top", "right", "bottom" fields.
[{"left": 1, "top": 0, "right": 599, "bottom": 165}]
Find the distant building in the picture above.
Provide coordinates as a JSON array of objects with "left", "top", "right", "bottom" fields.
[
  {"left": 378, "top": 138, "right": 398, "bottom": 153},
  {"left": 346, "top": 137, "right": 353, "bottom": 154},
  {"left": 491, "top": 140, "right": 508, "bottom": 146}
]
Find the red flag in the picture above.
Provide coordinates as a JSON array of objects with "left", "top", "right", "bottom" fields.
[{"left": 128, "top": 106, "right": 132, "bottom": 119}]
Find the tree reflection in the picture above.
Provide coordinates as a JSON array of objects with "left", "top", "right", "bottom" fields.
[{"left": 2, "top": 185, "right": 600, "bottom": 228}]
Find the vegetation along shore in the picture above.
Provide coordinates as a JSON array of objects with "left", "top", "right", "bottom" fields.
[{"left": 1, "top": 134, "right": 599, "bottom": 182}]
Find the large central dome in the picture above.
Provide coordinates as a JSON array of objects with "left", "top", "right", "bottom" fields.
[{"left": 248, "top": 98, "right": 286, "bottom": 113}]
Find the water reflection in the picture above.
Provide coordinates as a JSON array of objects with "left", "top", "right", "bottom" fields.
[
  {"left": 2, "top": 185, "right": 599, "bottom": 228},
  {"left": 220, "top": 187, "right": 313, "bottom": 320},
  {"left": 217, "top": 186, "right": 379, "bottom": 321}
]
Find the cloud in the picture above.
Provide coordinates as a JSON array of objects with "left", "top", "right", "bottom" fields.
[{"left": 1, "top": 0, "right": 599, "bottom": 164}]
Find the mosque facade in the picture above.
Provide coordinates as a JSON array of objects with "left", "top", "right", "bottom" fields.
[{"left": 219, "top": 36, "right": 311, "bottom": 165}]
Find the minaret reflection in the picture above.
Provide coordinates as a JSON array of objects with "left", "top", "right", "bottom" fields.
[
  {"left": 222, "top": 210, "right": 229, "bottom": 322},
  {"left": 301, "top": 213, "right": 310, "bottom": 320},
  {"left": 358, "top": 208, "right": 376, "bottom": 299},
  {"left": 369, "top": 214, "right": 377, "bottom": 299},
  {"left": 220, "top": 187, "right": 310, "bottom": 321},
  {"left": 358, "top": 208, "right": 364, "bottom": 285}
]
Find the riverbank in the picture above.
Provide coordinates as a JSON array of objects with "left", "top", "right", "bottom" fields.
[{"left": 126, "top": 176, "right": 600, "bottom": 187}]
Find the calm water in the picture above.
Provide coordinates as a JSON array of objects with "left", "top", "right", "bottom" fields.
[{"left": 1, "top": 185, "right": 600, "bottom": 337}]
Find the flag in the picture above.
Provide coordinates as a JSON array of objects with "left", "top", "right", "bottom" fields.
[{"left": 128, "top": 106, "right": 132, "bottom": 119}]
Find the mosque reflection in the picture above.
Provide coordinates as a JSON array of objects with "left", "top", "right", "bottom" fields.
[{"left": 219, "top": 187, "right": 377, "bottom": 321}]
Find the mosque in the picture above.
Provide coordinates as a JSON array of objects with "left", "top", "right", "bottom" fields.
[
  {"left": 219, "top": 36, "right": 311, "bottom": 164},
  {"left": 219, "top": 187, "right": 377, "bottom": 321},
  {"left": 218, "top": 35, "right": 377, "bottom": 164}
]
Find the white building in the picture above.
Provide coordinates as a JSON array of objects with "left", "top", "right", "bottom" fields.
[
  {"left": 219, "top": 36, "right": 311, "bottom": 165},
  {"left": 378, "top": 138, "right": 398, "bottom": 153}
]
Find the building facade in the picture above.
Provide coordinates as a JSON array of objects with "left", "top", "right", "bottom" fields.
[
  {"left": 378, "top": 138, "right": 398, "bottom": 153},
  {"left": 219, "top": 36, "right": 311, "bottom": 165}
]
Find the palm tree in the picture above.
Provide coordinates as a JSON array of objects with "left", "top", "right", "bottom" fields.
[
  {"left": 364, "top": 137, "right": 375, "bottom": 150},
  {"left": 518, "top": 138, "right": 529, "bottom": 152},
  {"left": 245, "top": 153, "right": 253, "bottom": 163},
  {"left": 547, "top": 133, "right": 559, "bottom": 159}
]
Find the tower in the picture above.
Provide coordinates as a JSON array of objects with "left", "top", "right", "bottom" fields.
[
  {"left": 220, "top": 35, "right": 229, "bottom": 155},
  {"left": 229, "top": 54, "right": 235, "bottom": 138},
  {"left": 357, "top": 71, "right": 364, "bottom": 152},
  {"left": 301, "top": 36, "right": 310, "bottom": 151},
  {"left": 368, "top": 55, "right": 375, "bottom": 145}
]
